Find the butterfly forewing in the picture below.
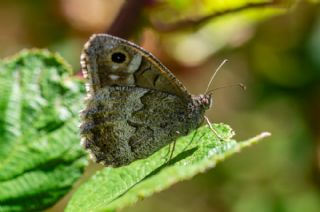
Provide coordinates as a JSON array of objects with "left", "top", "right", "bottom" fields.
[{"left": 82, "top": 34, "right": 191, "bottom": 101}]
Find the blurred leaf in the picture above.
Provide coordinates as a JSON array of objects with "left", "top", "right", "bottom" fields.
[
  {"left": 67, "top": 124, "right": 269, "bottom": 212},
  {"left": 148, "top": 0, "right": 292, "bottom": 66},
  {"left": 0, "top": 50, "right": 87, "bottom": 212},
  {"left": 150, "top": 0, "right": 291, "bottom": 25},
  {"left": 167, "top": 0, "right": 194, "bottom": 10}
]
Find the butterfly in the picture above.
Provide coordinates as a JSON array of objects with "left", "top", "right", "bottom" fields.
[{"left": 80, "top": 34, "right": 213, "bottom": 167}]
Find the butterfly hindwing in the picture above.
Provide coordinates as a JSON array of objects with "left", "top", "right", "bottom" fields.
[{"left": 80, "top": 86, "right": 196, "bottom": 166}]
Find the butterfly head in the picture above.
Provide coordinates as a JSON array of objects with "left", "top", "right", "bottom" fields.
[{"left": 193, "top": 94, "right": 213, "bottom": 110}]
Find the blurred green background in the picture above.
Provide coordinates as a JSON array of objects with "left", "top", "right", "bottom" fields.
[{"left": 1, "top": 0, "right": 320, "bottom": 211}]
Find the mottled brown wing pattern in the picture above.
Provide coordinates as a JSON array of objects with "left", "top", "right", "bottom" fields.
[
  {"left": 80, "top": 34, "right": 210, "bottom": 167},
  {"left": 80, "top": 86, "right": 202, "bottom": 166}
]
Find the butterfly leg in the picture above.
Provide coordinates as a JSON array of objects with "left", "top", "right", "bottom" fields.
[
  {"left": 164, "top": 143, "right": 172, "bottom": 160},
  {"left": 181, "top": 129, "right": 199, "bottom": 152},
  {"left": 168, "top": 140, "right": 177, "bottom": 161},
  {"left": 164, "top": 140, "right": 177, "bottom": 166},
  {"left": 204, "top": 116, "right": 224, "bottom": 140}
]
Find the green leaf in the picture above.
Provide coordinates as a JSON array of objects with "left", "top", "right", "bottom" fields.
[
  {"left": 149, "top": 0, "right": 292, "bottom": 66},
  {"left": 0, "top": 50, "right": 87, "bottom": 212},
  {"left": 151, "top": 0, "right": 291, "bottom": 25},
  {"left": 67, "top": 124, "right": 269, "bottom": 212}
]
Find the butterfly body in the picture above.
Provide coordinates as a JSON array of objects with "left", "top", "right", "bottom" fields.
[{"left": 80, "top": 34, "right": 211, "bottom": 166}]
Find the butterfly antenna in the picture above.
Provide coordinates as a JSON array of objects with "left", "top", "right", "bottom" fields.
[
  {"left": 207, "top": 83, "right": 246, "bottom": 95},
  {"left": 205, "top": 59, "right": 228, "bottom": 94}
]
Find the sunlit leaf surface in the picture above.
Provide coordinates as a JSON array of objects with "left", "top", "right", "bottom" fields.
[
  {"left": 67, "top": 124, "right": 269, "bottom": 212},
  {"left": 0, "top": 50, "right": 87, "bottom": 212}
]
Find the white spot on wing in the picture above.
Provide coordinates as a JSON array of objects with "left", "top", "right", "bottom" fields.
[
  {"left": 112, "top": 64, "right": 120, "bottom": 69},
  {"left": 109, "top": 74, "right": 120, "bottom": 80},
  {"left": 80, "top": 138, "right": 86, "bottom": 147}
]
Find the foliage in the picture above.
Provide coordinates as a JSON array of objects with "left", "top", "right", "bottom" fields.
[
  {"left": 0, "top": 49, "right": 269, "bottom": 212},
  {"left": 67, "top": 125, "right": 269, "bottom": 212},
  {"left": 146, "top": 0, "right": 291, "bottom": 66},
  {"left": 0, "top": 0, "right": 308, "bottom": 211},
  {"left": 0, "top": 50, "right": 87, "bottom": 212}
]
